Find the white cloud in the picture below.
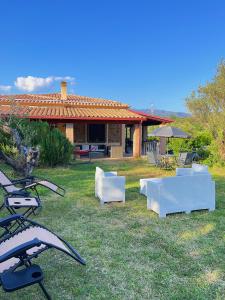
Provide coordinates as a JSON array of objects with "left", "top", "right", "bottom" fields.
[
  {"left": 14, "top": 76, "right": 75, "bottom": 92},
  {"left": 54, "top": 76, "right": 75, "bottom": 82},
  {"left": 0, "top": 85, "right": 12, "bottom": 92}
]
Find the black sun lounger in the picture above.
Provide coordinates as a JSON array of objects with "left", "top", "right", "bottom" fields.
[
  {"left": 0, "top": 215, "right": 85, "bottom": 299},
  {"left": 0, "top": 170, "right": 65, "bottom": 217}
]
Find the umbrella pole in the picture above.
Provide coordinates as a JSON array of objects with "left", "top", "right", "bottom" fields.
[{"left": 167, "top": 138, "right": 169, "bottom": 154}]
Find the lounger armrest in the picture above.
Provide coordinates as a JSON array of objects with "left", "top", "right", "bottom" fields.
[
  {"left": 11, "top": 178, "right": 29, "bottom": 184},
  {"left": 0, "top": 238, "right": 42, "bottom": 263},
  {"left": 0, "top": 214, "right": 24, "bottom": 228}
]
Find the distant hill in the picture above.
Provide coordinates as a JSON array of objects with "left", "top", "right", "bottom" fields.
[{"left": 137, "top": 109, "right": 190, "bottom": 118}]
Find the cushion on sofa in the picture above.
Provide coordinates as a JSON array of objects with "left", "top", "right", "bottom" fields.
[
  {"left": 176, "top": 168, "right": 193, "bottom": 176},
  {"left": 192, "top": 163, "right": 208, "bottom": 174}
]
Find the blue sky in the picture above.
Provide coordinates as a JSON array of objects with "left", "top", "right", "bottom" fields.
[{"left": 0, "top": 0, "right": 225, "bottom": 112}]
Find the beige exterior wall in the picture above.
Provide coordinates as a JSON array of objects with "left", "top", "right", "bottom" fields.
[
  {"left": 65, "top": 123, "right": 74, "bottom": 144},
  {"left": 110, "top": 146, "right": 123, "bottom": 158}
]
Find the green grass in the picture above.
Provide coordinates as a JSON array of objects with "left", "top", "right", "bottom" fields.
[{"left": 0, "top": 159, "right": 225, "bottom": 300}]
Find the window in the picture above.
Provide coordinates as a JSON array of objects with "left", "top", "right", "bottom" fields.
[{"left": 88, "top": 124, "right": 106, "bottom": 143}]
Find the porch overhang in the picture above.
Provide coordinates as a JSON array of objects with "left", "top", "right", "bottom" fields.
[{"left": 129, "top": 110, "right": 173, "bottom": 126}]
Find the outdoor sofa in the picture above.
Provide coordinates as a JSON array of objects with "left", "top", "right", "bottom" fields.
[
  {"left": 95, "top": 167, "right": 125, "bottom": 204},
  {"left": 140, "top": 164, "right": 215, "bottom": 217}
]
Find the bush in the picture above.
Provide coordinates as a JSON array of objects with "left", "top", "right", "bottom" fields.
[
  {"left": 0, "top": 119, "right": 73, "bottom": 167},
  {"left": 168, "top": 132, "right": 212, "bottom": 160},
  {"left": 161, "top": 116, "right": 212, "bottom": 161},
  {"left": 39, "top": 126, "right": 73, "bottom": 167},
  {"left": 29, "top": 121, "right": 73, "bottom": 167}
]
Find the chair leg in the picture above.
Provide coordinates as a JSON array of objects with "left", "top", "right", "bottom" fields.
[
  {"left": 24, "top": 207, "right": 37, "bottom": 218},
  {"left": 39, "top": 282, "right": 52, "bottom": 300},
  {"left": 0, "top": 202, "right": 4, "bottom": 211},
  {"left": 3, "top": 207, "right": 26, "bottom": 234}
]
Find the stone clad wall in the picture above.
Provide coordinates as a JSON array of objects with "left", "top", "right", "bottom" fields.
[
  {"left": 108, "top": 124, "right": 122, "bottom": 144},
  {"left": 74, "top": 123, "right": 86, "bottom": 143}
]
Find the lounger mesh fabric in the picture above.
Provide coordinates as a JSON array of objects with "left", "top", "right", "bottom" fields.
[
  {"left": 0, "top": 170, "right": 65, "bottom": 197},
  {"left": 0, "top": 226, "right": 76, "bottom": 273},
  {"left": 0, "top": 171, "right": 20, "bottom": 193},
  {"left": 25, "top": 181, "right": 59, "bottom": 192}
]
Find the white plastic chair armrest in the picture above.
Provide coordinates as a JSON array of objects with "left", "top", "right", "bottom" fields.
[
  {"left": 104, "top": 171, "right": 118, "bottom": 177},
  {"left": 102, "top": 175, "right": 125, "bottom": 184}
]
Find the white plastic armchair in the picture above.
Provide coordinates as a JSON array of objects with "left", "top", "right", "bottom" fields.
[{"left": 95, "top": 167, "right": 125, "bottom": 204}]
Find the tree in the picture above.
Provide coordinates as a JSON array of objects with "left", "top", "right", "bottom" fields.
[
  {"left": 0, "top": 99, "right": 40, "bottom": 176},
  {"left": 186, "top": 61, "right": 225, "bottom": 162}
]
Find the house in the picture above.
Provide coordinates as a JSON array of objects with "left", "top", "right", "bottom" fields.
[{"left": 0, "top": 81, "right": 172, "bottom": 158}]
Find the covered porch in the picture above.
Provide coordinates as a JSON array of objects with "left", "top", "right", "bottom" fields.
[
  {"left": 55, "top": 120, "right": 142, "bottom": 159},
  {"left": 53, "top": 113, "right": 172, "bottom": 159}
]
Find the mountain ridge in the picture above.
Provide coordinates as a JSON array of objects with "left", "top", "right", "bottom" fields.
[{"left": 137, "top": 109, "right": 190, "bottom": 118}]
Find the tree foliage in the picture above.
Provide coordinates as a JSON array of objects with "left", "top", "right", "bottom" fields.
[
  {"left": 167, "top": 117, "right": 212, "bottom": 159},
  {"left": 186, "top": 61, "right": 225, "bottom": 164},
  {"left": 0, "top": 100, "right": 73, "bottom": 173},
  {"left": 0, "top": 103, "right": 40, "bottom": 176}
]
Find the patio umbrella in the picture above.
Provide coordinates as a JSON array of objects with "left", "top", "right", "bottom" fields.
[
  {"left": 148, "top": 126, "right": 191, "bottom": 154},
  {"left": 148, "top": 126, "right": 191, "bottom": 138}
]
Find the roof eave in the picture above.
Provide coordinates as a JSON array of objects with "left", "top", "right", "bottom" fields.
[
  {"left": 129, "top": 110, "right": 174, "bottom": 123},
  {"left": 28, "top": 115, "right": 145, "bottom": 122}
]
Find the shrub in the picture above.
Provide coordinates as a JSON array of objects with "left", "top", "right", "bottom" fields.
[
  {"left": 0, "top": 119, "right": 73, "bottom": 167},
  {"left": 27, "top": 121, "right": 73, "bottom": 167},
  {"left": 39, "top": 126, "right": 73, "bottom": 167}
]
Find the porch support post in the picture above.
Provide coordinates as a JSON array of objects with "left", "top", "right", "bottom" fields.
[
  {"left": 142, "top": 125, "right": 148, "bottom": 141},
  {"left": 65, "top": 123, "right": 74, "bottom": 144},
  {"left": 106, "top": 124, "right": 109, "bottom": 144},
  {"left": 121, "top": 124, "right": 126, "bottom": 155},
  {"left": 133, "top": 123, "right": 142, "bottom": 157},
  {"left": 159, "top": 123, "right": 166, "bottom": 154}
]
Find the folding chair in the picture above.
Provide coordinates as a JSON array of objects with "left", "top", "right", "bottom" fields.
[
  {"left": 147, "top": 151, "right": 163, "bottom": 167},
  {"left": 177, "top": 152, "right": 193, "bottom": 167},
  {"left": 0, "top": 215, "right": 85, "bottom": 299},
  {"left": 0, "top": 170, "right": 65, "bottom": 216}
]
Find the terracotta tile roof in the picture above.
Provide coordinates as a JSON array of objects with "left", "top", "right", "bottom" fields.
[
  {"left": 0, "top": 93, "right": 172, "bottom": 123},
  {"left": 0, "top": 93, "right": 144, "bottom": 121},
  {"left": 0, "top": 104, "right": 144, "bottom": 120},
  {"left": 0, "top": 93, "right": 128, "bottom": 108}
]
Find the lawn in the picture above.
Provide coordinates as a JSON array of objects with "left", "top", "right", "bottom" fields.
[{"left": 0, "top": 159, "right": 225, "bottom": 300}]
